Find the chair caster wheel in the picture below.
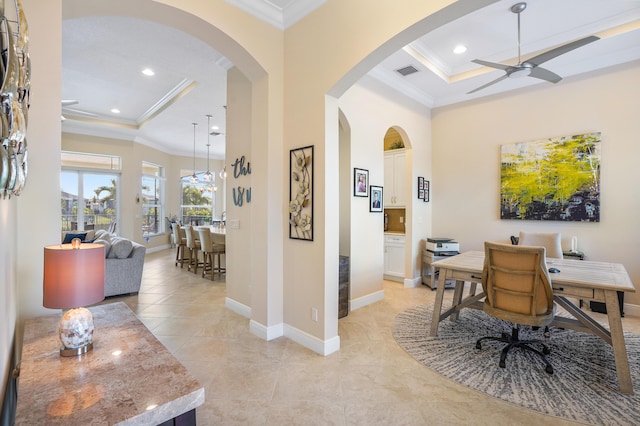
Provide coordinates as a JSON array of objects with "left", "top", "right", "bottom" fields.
[
  {"left": 476, "top": 342, "right": 481, "bottom": 349},
  {"left": 499, "top": 360, "right": 506, "bottom": 368},
  {"left": 545, "top": 365, "right": 554, "bottom": 374},
  {"left": 543, "top": 347, "right": 551, "bottom": 355}
]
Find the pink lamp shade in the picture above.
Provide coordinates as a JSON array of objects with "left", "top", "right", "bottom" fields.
[{"left": 43, "top": 243, "right": 105, "bottom": 309}]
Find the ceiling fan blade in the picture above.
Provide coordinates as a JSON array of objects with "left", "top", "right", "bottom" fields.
[
  {"left": 62, "top": 107, "right": 99, "bottom": 118},
  {"left": 466, "top": 74, "right": 509, "bottom": 94},
  {"left": 61, "top": 99, "right": 79, "bottom": 106},
  {"left": 528, "top": 66, "right": 562, "bottom": 84},
  {"left": 472, "top": 59, "right": 509, "bottom": 71},
  {"left": 525, "top": 36, "right": 600, "bottom": 66}
]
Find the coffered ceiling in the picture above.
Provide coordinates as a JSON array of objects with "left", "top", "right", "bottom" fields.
[{"left": 61, "top": 0, "right": 640, "bottom": 159}]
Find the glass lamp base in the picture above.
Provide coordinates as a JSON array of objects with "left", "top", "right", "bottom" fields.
[{"left": 58, "top": 307, "right": 95, "bottom": 357}]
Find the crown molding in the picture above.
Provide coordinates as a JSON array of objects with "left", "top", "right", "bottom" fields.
[{"left": 225, "top": 0, "right": 326, "bottom": 30}]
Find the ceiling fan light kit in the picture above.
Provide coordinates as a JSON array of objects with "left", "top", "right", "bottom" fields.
[{"left": 467, "top": 2, "right": 600, "bottom": 94}]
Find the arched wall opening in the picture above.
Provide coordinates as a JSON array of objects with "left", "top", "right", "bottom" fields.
[
  {"left": 61, "top": 0, "right": 279, "bottom": 332},
  {"left": 328, "top": 1, "right": 496, "bottom": 335}
]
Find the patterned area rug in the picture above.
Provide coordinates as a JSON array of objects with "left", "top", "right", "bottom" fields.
[{"left": 392, "top": 304, "right": 640, "bottom": 425}]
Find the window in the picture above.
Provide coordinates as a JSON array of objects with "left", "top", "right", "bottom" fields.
[
  {"left": 142, "top": 162, "right": 165, "bottom": 237},
  {"left": 180, "top": 170, "right": 216, "bottom": 225},
  {"left": 61, "top": 152, "right": 121, "bottom": 233}
]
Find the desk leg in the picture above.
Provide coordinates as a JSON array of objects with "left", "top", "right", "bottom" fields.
[
  {"left": 430, "top": 267, "right": 447, "bottom": 336},
  {"left": 450, "top": 280, "right": 465, "bottom": 321},
  {"left": 605, "top": 290, "right": 633, "bottom": 394}
]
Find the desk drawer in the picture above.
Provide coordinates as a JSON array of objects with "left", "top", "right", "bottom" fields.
[
  {"left": 553, "top": 285, "right": 594, "bottom": 299},
  {"left": 444, "top": 269, "right": 483, "bottom": 283}
]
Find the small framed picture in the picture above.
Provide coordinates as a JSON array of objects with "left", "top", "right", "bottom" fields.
[
  {"left": 370, "top": 185, "right": 383, "bottom": 212},
  {"left": 418, "top": 189, "right": 425, "bottom": 200},
  {"left": 418, "top": 176, "right": 424, "bottom": 190},
  {"left": 354, "top": 168, "right": 368, "bottom": 197},
  {"left": 424, "top": 180, "right": 430, "bottom": 202}
]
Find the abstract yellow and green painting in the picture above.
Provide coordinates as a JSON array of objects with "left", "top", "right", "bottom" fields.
[{"left": 500, "top": 132, "right": 600, "bottom": 222}]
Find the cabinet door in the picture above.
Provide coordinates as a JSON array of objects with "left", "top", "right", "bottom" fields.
[
  {"left": 383, "top": 154, "right": 394, "bottom": 206},
  {"left": 393, "top": 151, "right": 406, "bottom": 207},
  {"left": 385, "top": 243, "right": 405, "bottom": 277}
]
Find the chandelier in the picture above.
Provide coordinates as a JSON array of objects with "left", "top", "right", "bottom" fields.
[{"left": 202, "top": 114, "right": 214, "bottom": 184}]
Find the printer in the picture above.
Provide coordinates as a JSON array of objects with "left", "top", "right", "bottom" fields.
[{"left": 426, "top": 238, "right": 460, "bottom": 255}]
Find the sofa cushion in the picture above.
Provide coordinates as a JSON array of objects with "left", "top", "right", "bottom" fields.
[
  {"left": 93, "top": 238, "right": 112, "bottom": 257},
  {"left": 62, "top": 232, "right": 87, "bottom": 244},
  {"left": 108, "top": 237, "right": 134, "bottom": 259},
  {"left": 94, "top": 229, "right": 108, "bottom": 240}
]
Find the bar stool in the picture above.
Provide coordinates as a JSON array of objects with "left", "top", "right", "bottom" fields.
[
  {"left": 211, "top": 232, "right": 226, "bottom": 277},
  {"left": 197, "top": 228, "right": 215, "bottom": 280},
  {"left": 173, "top": 224, "right": 188, "bottom": 268},
  {"left": 185, "top": 226, "right": 203, "bottom": 274}
]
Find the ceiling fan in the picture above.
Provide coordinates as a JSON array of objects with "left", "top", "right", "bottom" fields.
[
  {"left": 61, "top": 99, "right": 99, "bottom": 121},
  {"left": 467, "top": 2, "right": 599, "bottom": 94}
]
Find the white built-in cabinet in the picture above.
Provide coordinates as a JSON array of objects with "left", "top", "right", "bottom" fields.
[
  {"left": 384, "top": 149, "right": 406, "bottom": 207},
  {"left": 384, "top": 234, "right": 405, "bottom": 281}
]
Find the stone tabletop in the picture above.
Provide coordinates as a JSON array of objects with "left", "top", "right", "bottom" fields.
[{"left": 16, "top": 302, "right": 204, "bottom": 425}]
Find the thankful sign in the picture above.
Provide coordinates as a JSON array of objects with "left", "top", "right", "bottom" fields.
[{"left": 231, "top": 155, "right": 251, "bottom": 206}]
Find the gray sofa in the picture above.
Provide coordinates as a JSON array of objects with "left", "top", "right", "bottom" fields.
[
  {"left": 104, "top": 240, "right": 146, "bottom": 297},
  {"left": 62, "top": 230, "right": 146, "bottom": 297}
]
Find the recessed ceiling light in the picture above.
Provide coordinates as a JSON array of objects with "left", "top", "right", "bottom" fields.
[
  {"left": 111, "top": 108, "right": 120, "bottom": 114},
  {"left": 453, "top": 45, "right": 467, "bottom": 54},
  {"left": 142, "top": 68, "right": 155, "bottom": 76},
  {"left": 211, "top": 125, "right": 219, "bottom": 130}
]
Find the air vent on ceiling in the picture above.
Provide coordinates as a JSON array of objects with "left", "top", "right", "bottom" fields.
[{"left": 395, "top": 65, "right": 419, "bottom": 77}]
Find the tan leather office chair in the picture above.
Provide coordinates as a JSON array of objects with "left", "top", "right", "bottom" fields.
[
  {"left": 518, "top": 231, "right": 563, "bottom": 259},
  {"left": 476, "top": 242, "right": 556, "bottom": 374}
]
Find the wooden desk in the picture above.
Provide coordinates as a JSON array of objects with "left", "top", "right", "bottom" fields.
[
  {"left": 429, "top": 251, "right": 636, "bottom": 394},
  {"left": 16, "top": 302, "right": 204, "bottom": 425}
]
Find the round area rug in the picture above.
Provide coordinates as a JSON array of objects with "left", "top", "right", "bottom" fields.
[{"left": 393, "top": 304, "right": 640, "bottom": 425}]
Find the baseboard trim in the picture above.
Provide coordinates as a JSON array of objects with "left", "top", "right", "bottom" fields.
[
  {"left": 623, "top": 303, "right": 640, "bottom": 318},
  {"left": 350, "top": 289, "right": 385, "bottom": 311},
  {"left": 284, "top": 324, "right": 340, "bottom": 356},
  {"left": 146, "top": 244, "right": 171, "bottom": 254},
  {"left": 383, "top": 274, "right": 403, "bottom": 282},
  {"left": 404, "top": 277, "right": 422, "bottom": 288},
  {"left": 225, "top": 297, "right": 251, "bottom": 318},
  {"left": 249, "top": 320, "right": 283, "bottom": 341}
]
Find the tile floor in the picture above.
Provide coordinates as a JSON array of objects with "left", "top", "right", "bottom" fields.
[{"left": 105, "top": 249, "right": 640, "bottom": 425}]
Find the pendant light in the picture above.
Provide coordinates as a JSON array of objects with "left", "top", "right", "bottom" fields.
[
  {"left": 189, "top": 122, "right": 199, "bottom": 184},
  {"left": 203, "top": 114, "right": 213, "bottom": 183}
]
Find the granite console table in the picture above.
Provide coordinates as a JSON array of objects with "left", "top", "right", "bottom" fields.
[{"left": 16, "top": 302, "right": 204, "bottom": 425}]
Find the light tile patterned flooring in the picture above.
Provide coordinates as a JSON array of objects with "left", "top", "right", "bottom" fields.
[{"left": 105, "top": 249, "right": 640, "bottom": 425}]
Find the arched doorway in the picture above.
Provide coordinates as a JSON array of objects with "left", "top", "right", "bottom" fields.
[{"left": 62, "top": 0, "right": 282, "bottom": 335}]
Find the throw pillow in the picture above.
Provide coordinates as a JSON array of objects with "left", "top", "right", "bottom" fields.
[
  {"left": 93, "top": 238, "right": 112, "bottom": 258},
  {"left": 108, "top": 237, "right": 133, "bottom": 259},
  {"left": 62, "top": 232, "right": 87, "bottom": 244},
  {"left": 94, "top": 229, "right": 108, "bottom": 239}
]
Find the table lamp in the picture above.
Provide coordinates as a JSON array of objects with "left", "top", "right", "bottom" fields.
[{"left": 43, "top": 240, "right": 105, "bottom": 356}]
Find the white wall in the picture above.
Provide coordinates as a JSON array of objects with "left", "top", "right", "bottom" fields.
[
  {"left": 225, "top": 67, "right": 253, "bottom": 313},
  {"left": 339, "top": 76, "right": 432, "bottom": 302},
  {"left": 432, "top": 61, "right": 640, "bottom": 305}
]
